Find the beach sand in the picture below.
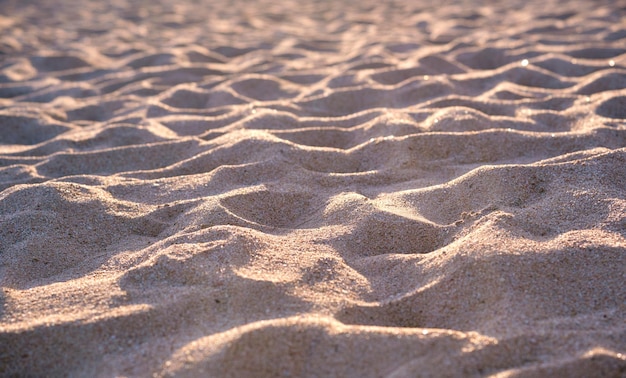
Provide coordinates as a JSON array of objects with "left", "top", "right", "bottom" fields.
[{"left": 0, "top": 0, "right": 625, "bottom": 376}]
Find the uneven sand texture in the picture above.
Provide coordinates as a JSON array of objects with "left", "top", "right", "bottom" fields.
[{"left": 1, "top": 0, "right": 625, "bottom": 376}]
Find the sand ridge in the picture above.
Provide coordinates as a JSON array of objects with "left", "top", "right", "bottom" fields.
[{"left": 0, "top": 0, "right": 625, "bottom": 376}]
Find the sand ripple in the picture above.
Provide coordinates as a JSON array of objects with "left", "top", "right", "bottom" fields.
[{"left": 1, "top": 0, "right": 625, "bottom": 376}]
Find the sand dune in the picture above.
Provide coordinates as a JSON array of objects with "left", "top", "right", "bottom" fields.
[{"left": 1, "top": 0, "right": 625, "bottom": 376}]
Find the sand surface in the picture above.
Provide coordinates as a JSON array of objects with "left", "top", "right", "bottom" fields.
[{"left": 1, "top": 0, "right": 625, "bottom": 376}]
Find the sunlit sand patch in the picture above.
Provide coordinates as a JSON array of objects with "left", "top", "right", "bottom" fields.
[{"left": 0, "top": 0, "right": 625, "bottom": 376}]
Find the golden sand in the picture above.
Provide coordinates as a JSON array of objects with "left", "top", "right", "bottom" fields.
[{"left": 1, "top": 0, "right": 625, "bottom": 376}]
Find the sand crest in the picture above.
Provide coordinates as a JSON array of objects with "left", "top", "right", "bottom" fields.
[{"left": 1, "top": 0, "right": 625, "bottom": 376}]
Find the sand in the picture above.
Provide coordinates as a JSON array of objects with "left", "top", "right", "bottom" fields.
[{"left": 0, "top": 0, "right": 625, "bottom": 376}]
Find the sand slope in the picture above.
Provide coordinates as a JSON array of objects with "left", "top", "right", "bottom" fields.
[{"left": 1, "top": 0, "right": 625, "bottom": 376}]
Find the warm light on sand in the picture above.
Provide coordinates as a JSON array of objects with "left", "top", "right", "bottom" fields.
[{"left": 0, "top": 0, "right": 625, "bottom": 376}]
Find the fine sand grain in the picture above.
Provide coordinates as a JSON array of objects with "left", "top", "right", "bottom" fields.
[{"left": 1, "top": 0, "right": 625, "bottom": 376}]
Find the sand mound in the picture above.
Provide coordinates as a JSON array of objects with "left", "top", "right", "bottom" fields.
[{"left": 1, "top": 0, "right": 625, "bottom": 376}]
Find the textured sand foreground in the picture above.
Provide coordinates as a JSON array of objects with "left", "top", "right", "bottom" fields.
[{"left": 1, "top": 0, "right": 626, "bottom": 376}]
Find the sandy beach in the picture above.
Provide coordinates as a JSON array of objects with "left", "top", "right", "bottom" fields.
[{"left": 1, "top": 0, "right": 625, "bottom": 376}]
